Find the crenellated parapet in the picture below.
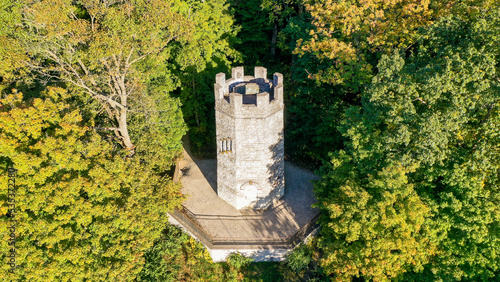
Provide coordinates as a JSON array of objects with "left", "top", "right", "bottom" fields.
[{"left": 214, "top": 66, "right": 284, "bottom": 119}]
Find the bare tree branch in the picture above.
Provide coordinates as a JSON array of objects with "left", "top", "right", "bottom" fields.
[{"left": 90, "top": 127, "right": 119, "bottom": 131}]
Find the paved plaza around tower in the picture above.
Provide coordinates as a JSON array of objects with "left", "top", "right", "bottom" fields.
[{"left": 169, "top": 143, "right": 320, "bottom": 261}]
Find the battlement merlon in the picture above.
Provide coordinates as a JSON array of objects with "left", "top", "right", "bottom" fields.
[
  {"left": 232, "top": 66, "right": 245, "bottom": 81},
  {"left": 214, "top": 67, "right": 283, "bottom": 106},
  {"left": 273, "top": 72, "right": 283, "bottom": 103},
  {"left": 229, "top": 92, "right": 243, "bottom": 110},
  {"left": 254, "top": 66, "right": 267, "bottom": 79},
  {"left": 256, "top": 92, "right": 270, "bottom": 107}
]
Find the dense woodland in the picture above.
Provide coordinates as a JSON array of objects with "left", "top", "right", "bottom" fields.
[{"left": 0, "top": 0, "right": 499, "bottom": 281}]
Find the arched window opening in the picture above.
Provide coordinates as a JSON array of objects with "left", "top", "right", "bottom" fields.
[{"left": 220, "top": 137, "right": 233, "bottom": 154}]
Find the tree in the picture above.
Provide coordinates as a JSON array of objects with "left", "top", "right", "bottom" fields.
[
  {"left": 0, "top": 0, "right": 26, "bottom": 86},
  {"left": 227, "top": 0, "right": 274, "bottom": 65},
  {"left": 315, "top": 152, "right": 437, "bottom": 281},
  {"left": 315, "top": 11, "right": 500, "bottom": 281},
  {"left": 170, "top": 0, "right": 241, "bottom": 157},
  {"left": 394, "top": 13, "right": 500, "bottom": 281},
  {"left": 13, "top": 0, "right": 192, "bottom": 156},
  {"left": 0, "top": 87, "right": 184, "bottom": 280},
  {"left": 284, "top": 79, "right": 346, "bottom": 167},
  {"left": 295, "top": 0, "right": 452, "bottom": 90},
  {"left": 138, "top": 224, "right": 224, "bottom": 281},
  {"left": 280, "top": 241, "right": 329, "bottom": 281},
  {"left": 138, "top": 225, "right": 255, "bottom": 281}
]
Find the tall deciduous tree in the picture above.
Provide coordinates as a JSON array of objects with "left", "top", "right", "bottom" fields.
[
  {"left": 315, "top": 151, "right": 437, "bottom": 281},
  {"left": 315, "top": 11, "right": 500, "bottom": 281},
  {"left": 14, "top": 0, "right": 192, "bottom": 156},
  {"left": 0, "top": 0, "right": 26, "bottom": 85},
  {"left": 171, "top": 0, "right": 241, "bottom": 157},
  {"left": 0, "top": 87, "right": 184, "bottom": 280},
  {"left": 296, "top": 0, "right": 450, "bottom": 90},
  {"left": 228, "top": 0, "right": 274, "bottom": 65}
]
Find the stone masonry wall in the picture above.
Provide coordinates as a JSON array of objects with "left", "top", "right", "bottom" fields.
[{"left": 215, "top": 66, "right": 284, "bottom": 210}]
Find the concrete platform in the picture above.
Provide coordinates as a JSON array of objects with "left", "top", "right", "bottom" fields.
[{"left": 168, "top": 146, "right": 319, "bottom": 261}]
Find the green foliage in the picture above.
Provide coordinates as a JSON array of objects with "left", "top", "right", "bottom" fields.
[
  {"left": 401, "top": 13, "right": 500, "bottom": 281},
  {"left": 228, "top": 0, "right": 304, "bottom": 68},
  {"left": 283, "top": 0, "right": 495, "bottom": 168},
  {"left": 295, "top": 0, "right": 453, "bottom": 90},
  {"left": 138, "top": 224, "right": 225, "bottom": 281},
  {"left": 285, "top": 80, "right": 346, "bottom": 168},
  {"left": 174, "top": 0, "right": 240, "bottom": 71},
  {"left": 226, "top": 252, "right": 252, "bottom": 270},
  {"left": 242, "top": 262, "right": 284, "bottom": 282},
  {"left": 128, "top": 90, "right": 187, "bottom": 172},
  {"left": 169, "top": 0, "right": 241, "bottom": 158},
  {"left": 0, "top": 0, "right": 25, "bottom": 84},
  {"left": 139, "top": 225, "right": 332, "bottom": 282},
  {"left": 0, "top": 88, "right": 184, "bottom": 281},
  {"left": 315, "top": 150, "right": 436, "bottom": 281},
  {"left": 0, "top": 0, "right": 194, "bottom": 155},
  {"left": 314, "top": 10, "right": 500, "bottom": 281},
  {"left": 225, "top": 252, "right": 253, "bottom": 280},
  {"left": 228, "top": 0, "right": 274, "bottom": 66},
  {"left": 139, "top": 225, "right": 261, "bottom": 281},
  {"left": 174, "top": 65, "right": 225, "bottom": 159},
  {"left": 280, "top": 241, "right": 329, "bottom": 281},
  {"left": 286, "top": 243, "right": 313, "bottom": 274}
]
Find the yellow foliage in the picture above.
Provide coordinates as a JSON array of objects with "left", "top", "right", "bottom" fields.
[
  {"left": 0, "top": 88, "right": 184, "bottom": 281},
  {"left": 297, "top": 0, "right": 453, "bottom": 85}
]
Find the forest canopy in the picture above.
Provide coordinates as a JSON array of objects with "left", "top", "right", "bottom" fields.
[{"left": 1, "top": 0, "right": 499, "bottom": 281}]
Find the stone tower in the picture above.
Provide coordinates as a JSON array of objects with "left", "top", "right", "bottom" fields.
[{"left": 214, "top": 66, "right": 285, "bottom": 210}]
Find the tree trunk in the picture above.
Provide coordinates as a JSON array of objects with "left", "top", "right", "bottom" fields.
[
  {"left": 192, "top": 75, "right": 200, "bottom": 127},
  {"left": 117, "top": 108, "right": 135, "bottom": 157},
  {"left": 271, "top": 23, "right": 278, "bottom": 57},
  {"left": 113, "top": 74, "right": 135, "bottom": 158}
]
